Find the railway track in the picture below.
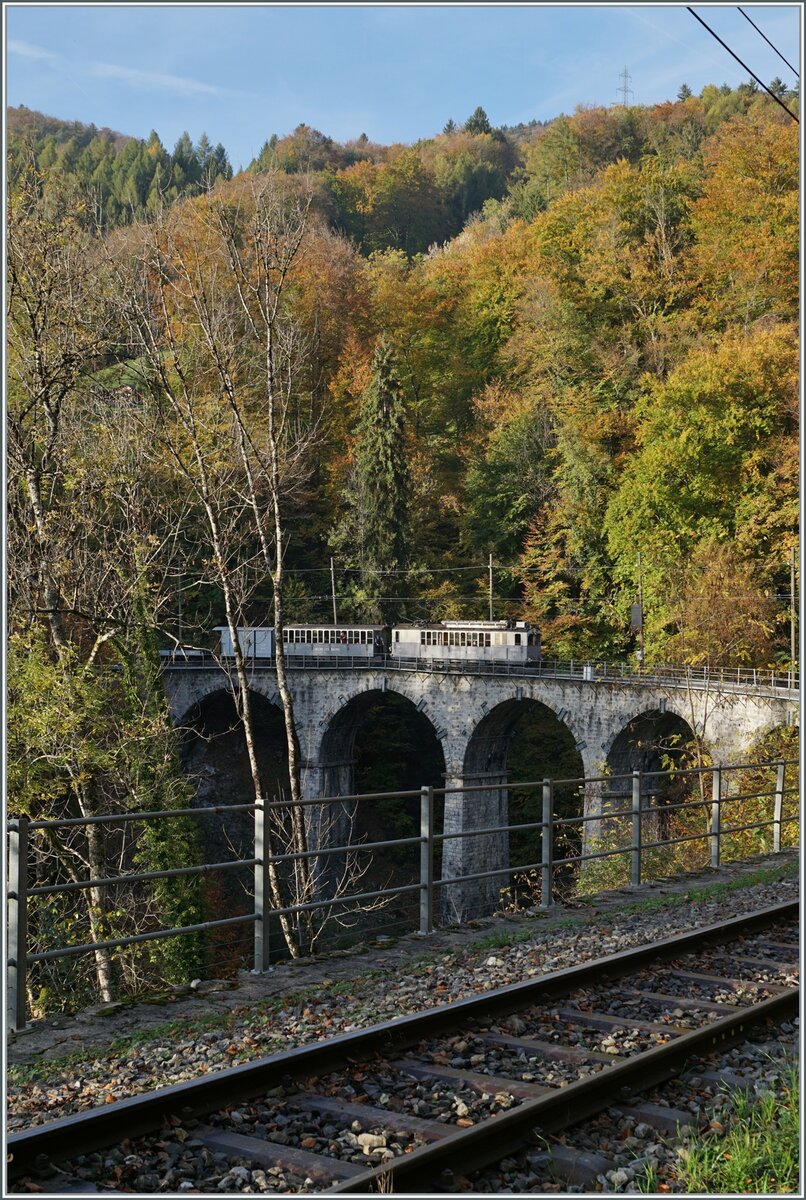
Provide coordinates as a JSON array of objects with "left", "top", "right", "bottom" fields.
[{"left": 7, "top": 901, "right": 798, "bottom": 1195}]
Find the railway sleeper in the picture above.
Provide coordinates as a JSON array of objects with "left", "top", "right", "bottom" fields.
[
  {"left": 288, "top": 1093, "right": 451, "bottom": 1142},
  {"left": 195, "top": 1127, "right": 366, "bottom": 1182},
  {"left": 658, "top": 969, "right": 791, "bottom": 995},
  {"left": 619, "top": 988, "right": 740, "bottom": 1014},
  {"left": 525, "top": 1141, "right": 614, "bottom": 1188},
  {"left": 550, "top": 1006, "right": 688, "bottom": 1036},
  {"left": 477, "top": 1032, "right": 624, "bottom": 1064},
  {"left": 707, "top": 952, "right": 798, "bottom": 971},
  {"left": 389, "top": 1058, "right": 551, "bottom": 1100}
]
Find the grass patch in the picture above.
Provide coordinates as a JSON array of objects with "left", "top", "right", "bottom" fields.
[
  {"left": 673, "top": 1062, "right": 798, "bottom": 1194},
  {"left": 614, "top": 859, "right": 798, "bottom": 919},
  {"left": 466, "top": 859, "right": 797, "bottom": 954}
]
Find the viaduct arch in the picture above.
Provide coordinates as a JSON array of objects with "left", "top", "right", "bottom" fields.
[{"left": 165, "top": 664, "right": 798, "bottom": 919}]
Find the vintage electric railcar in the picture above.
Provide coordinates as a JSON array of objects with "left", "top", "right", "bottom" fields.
[
  {"left": 390, "top": 620, "right": 540, "bottom": 664},
  {"left": 211, "top": 620, "right": 540, "bottom": 666}
]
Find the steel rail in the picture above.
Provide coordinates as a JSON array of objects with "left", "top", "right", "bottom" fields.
[
  {"left": 6, "top": 900, "right": 797, "bottom": 1182},
  {"left": 328, "top": 986, "right": 799, "bottom": 1193}
]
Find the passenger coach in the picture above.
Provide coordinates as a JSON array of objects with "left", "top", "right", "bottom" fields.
[{"left": 214, "top": 625, "right": 386, "bottom": 659}]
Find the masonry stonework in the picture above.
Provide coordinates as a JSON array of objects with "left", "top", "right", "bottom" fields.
[{"left": 164, "top": 666, "right": 797, "bottom": 919}]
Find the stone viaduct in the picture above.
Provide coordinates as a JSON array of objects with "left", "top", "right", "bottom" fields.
[{"left": 163, "top": 662, "right": 798, "bottom": 918}]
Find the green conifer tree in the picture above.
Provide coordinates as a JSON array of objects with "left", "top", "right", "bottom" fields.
[
  {"left": 332, "top": 340, "right": 409, "bottom": 622},
  {"left": 465, "top": 106, "right": 492, "bottom": 135}
]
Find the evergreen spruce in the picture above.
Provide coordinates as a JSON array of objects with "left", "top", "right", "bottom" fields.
[{"left": 332, "top": 340, "right": 409, "bottom": 622}]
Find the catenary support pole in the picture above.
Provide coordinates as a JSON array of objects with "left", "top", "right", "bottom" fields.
[{"left": 489, "top": 554, "right": 493, "bottom": 621}]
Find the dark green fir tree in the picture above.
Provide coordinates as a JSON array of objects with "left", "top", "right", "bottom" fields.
[{"left": 332, "top": 339, "right": 409, "bottom": 622}]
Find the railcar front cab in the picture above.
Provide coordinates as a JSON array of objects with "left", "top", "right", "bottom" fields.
[{"left": 391, "top": 620, "right": 540, "bottom": 664}]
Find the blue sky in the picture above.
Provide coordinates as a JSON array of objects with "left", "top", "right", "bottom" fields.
[{"left": 5, "top": 3, "right": 801, "bottom": 171}]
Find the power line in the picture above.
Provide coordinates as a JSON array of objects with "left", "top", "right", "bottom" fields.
[
  {"left": 737, "top": 6, "right": 799, "bottom": 78},
  {"left": 687, "top": 7, "right": 799, "bottom": 122}
]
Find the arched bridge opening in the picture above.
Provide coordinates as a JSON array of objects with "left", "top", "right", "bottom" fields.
[
  {"left": 444, "top": 699, "right": 583, "bottom": 918},
  {"left": 604, "top": 708, "right": 708, "bottom": 880},
  {"left": 179, "top": 688, "right": 288, "bottom": 972},
  {"left": 721, "top": 721, "right": 799, "bottom": 862},
  {"left": 317, "top": 689, "right": 446, "bottom": 939}
]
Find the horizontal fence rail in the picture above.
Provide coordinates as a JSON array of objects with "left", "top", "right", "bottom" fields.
[
  {"left": 162, "top": 653, "right": 799, "bottom": 694},
  {"left": 6, "top": 757, "right": 799, "bottom": 1030}
]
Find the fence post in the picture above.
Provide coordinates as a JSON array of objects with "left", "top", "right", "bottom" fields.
[
  {"left": 253, "top": 800, "right": 270, "bottom": 973},
  {"left": 773, "top": 761, "right": 785, "bottom": 853},
  {"left": 710, "top": 765, "right": 721, "bottom": 869},
  {"left": 419, "top": 786, "right": 434, "bottom": 935},
  {"left": 541, "top": 779, "right": 553, "bottom": 908},
  {"left": 7, "top": 816, "right": 29, "bottom": 1032},
  {"left": 631, "top": 771, "right": 642, "bottom": 887}
]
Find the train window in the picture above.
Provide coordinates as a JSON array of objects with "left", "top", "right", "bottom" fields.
[
  {"left": 484, "top": 633, "right": 491, "bottom": 646},
  {"left": 396, "top": 631, "right": 400, "bottom": 642},
  {"left": 514, "top": 633, "right": 521, "bottom": 646}
]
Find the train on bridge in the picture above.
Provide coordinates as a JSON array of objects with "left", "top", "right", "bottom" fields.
[{"left": 199, "top": 619, "right": 542, "bottom": 667}]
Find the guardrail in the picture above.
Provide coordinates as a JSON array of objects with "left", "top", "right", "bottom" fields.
[
  {"left": 6, "top": 758, "right": 798, "bottom": 1031},
  {"left": 162, "top": 653, "right": 799, "bottom": 693}
]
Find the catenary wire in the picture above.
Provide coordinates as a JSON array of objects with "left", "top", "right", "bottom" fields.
[
  {"left": 737, "top": 5, "right": 799, "bottom": 78},
  {"left": 687, "top": 6, "right": 799, "bottom": 122}
]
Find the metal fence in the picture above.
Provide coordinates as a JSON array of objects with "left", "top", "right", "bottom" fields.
[
  {"left": 6, "top": 758, "right": 798, "bottom": 1031},
  {"left": 162, "top": 653, "right": 800, "bottom": 694}
]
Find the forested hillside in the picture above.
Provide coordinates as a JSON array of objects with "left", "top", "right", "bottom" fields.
[
  {"left": 8, "top": 84, "right": 799, "bottom": 663},
  {"left": 7, "top": 105, "right": 233, "bottom": 223}
]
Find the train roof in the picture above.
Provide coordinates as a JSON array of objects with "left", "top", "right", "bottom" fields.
[
  {"left": 393, "top": 620, "right": 537, "bottom": 630},
  {"left": 214, "top": 623, "right": 385, "bottom": 631},
  {"left": 283, "top": 623, "right": 386, "bottom": 630}
]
